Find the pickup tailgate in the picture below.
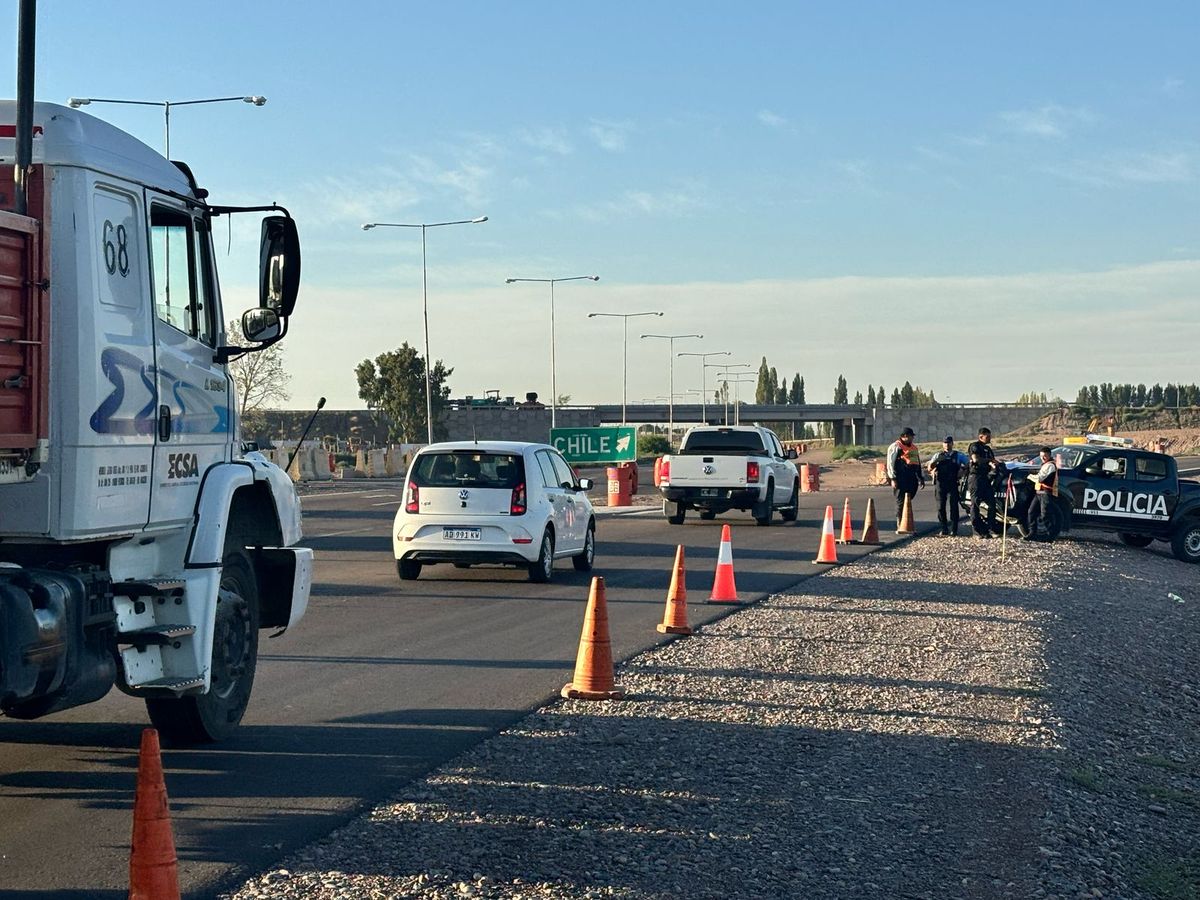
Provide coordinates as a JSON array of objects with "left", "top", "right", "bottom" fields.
[{"left": 663, "top": 454, "right": 750, "bottom": 487}]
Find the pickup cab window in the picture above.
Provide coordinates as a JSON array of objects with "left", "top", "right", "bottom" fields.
[
  {"left": 680, "top": 430, "right": 766, "bottom": 455},
  {"left": 1136, "top": 456, "right": 1169, "bottom": 482}
]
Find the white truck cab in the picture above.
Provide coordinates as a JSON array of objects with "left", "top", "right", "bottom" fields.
[{"left": 0, "top": 101, "right": 310, "bottom": 742}]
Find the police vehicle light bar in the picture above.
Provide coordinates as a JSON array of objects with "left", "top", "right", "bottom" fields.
[{"left": 1084, "top": 433, "right": 1134, "bottom": 447}]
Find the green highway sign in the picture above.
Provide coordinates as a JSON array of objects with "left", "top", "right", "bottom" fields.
[{"left": 550, "top": 426, "right": 637, "bottom": 464}]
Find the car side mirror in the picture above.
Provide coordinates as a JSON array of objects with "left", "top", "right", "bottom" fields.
[
  {"left": 577, "top": 478, "right": 593, "bottom": 491},
  {"left": 242, "top": 306, "right": 281, "bottom": 342},
  {"left": 787, "top": 448, "right": 798, "bottom": 459},
  {"left": 259, "top": 215, "right": 301, "bottom": 317}
]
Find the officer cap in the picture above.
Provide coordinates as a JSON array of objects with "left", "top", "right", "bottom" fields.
[
  {"left": 944, "top": 435, "right": 954, "bottom": 443},
  {"left": 901, "top": 427, "right": 915, "bottom": 437}
]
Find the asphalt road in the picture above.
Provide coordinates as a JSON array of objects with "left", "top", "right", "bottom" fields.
[{"left": 0, "top": 480, "right": 980, "bottom": 898}]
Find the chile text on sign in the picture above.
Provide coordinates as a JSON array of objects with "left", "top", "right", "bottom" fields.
[{"left": 550, "top": 427, "right": 637, "bottom": 464}]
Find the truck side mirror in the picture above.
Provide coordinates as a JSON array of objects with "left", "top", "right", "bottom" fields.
[
  {"left": 242, "top": 307, "right": 281, "bottom": 342},
  {"left": 259, "top": 215, "right": 301, "bottom": 317}
]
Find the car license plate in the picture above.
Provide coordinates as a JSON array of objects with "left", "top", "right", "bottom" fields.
[
  {"left": 700, "top": 488, "right": 720, "bottom": 497},
  {"left": 442, "top": 527, "right": 482, "bottom": 542}
]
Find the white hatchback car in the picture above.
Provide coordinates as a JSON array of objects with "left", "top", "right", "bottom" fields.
[{"left": 392, "top": 441, "right": 596, "bottom": 582}]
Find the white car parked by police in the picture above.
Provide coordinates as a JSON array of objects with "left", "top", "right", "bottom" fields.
[{"left": 393, "top": 441, "right": 596, "bottom": 582}]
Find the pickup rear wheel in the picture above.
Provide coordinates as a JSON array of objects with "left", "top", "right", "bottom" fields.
[
  {"left": 780, "top": 479, "right": 800, "bottom": 522},
  {"left": 1119, "top": 533, "right": 1154, "bottom": 549},
  {"left": 146, "top": 551, "right": 260, "bottom": 745},
  {"left": 754, "top": 483, "right": 774, "bottom": 527},
  {"left": 1170, "top": 520, "right": 1200, "bottom": 564},
  {"left": 664, "top": 499, "right": 686, "bottom": 525}
]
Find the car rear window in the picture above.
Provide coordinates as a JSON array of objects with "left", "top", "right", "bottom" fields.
[
  {"left": 680, "top": 430, "right": 767, "bottom": 455},
  {"left": 410, "top": 451, "right": 524, "bottom": 488}
]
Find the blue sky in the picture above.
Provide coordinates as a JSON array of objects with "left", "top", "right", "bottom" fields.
[{"left": 7, "top": 2, "right": 1198, "bottom": 408}]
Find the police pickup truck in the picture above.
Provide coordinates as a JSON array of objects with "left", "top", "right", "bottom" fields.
[
  {"left": 965, "top": 436, "right": 1200, "bottom": 563},
  {"left": 658, "top": 425, "right": 800, "bottom": 526}
]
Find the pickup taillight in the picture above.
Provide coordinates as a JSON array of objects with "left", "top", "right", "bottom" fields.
[
  {"left": 510, "top": 482, "right": 527, "bottom": 515},
  {"left": 660, "top": 458, "right": 670, "bottom": 483},
  {"left": 746, "top": 461, "right": 760, "bottom": 483},
  {"left": 405, "top": 481, "right": 419, "bottom": 513}
]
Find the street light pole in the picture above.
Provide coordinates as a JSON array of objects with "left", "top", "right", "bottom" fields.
[
  {"left": 678, "top": 350, "right": 731, "bottom": 425},
  {"left": 66, "top": 95, "right": 267, "bottom": 157},
  {"left": 727, "top": 377, "right": 757, "bottom": 425},
  {"left": 641, "top": 333, "right": 702, "bottom": 450},
  {"left": 505, "top": 275, "right": 599, "bottom": 430},
  {"left": 362, "top": 216, "right": 489, "bottom": 443},
  {"left": 587, "top": 310, "right": 663, "bottom": 423},
  {"left": 713, "top": 363, "right": 753, "bottom": 424}
]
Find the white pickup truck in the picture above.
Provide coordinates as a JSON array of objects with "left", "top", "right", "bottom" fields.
[{"left": 658, "top": 426, "right": 800, "bottom": 526}]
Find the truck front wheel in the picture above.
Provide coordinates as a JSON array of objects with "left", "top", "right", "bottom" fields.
[
  {"left": 1170, "top": 520, "right": 1200, "bottom": 564},
  {"left": 146, "top": 551, "right": 260, "bottom": 744}
]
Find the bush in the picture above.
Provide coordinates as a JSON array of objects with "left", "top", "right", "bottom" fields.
[
  {"left": 637, "top": 434, "right": 671, "bottom": 456},
  {"left": 831, "top": 445, "right": 884, "bottom": 461}
]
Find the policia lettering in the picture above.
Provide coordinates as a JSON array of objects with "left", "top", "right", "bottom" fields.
[{"left": 1080, "top": 488, "right": 1169, "bottom": 520}]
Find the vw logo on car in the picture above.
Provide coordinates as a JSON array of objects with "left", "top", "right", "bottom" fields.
[{"left": 703, "top": 464, "right": 715, "bottom": 475}]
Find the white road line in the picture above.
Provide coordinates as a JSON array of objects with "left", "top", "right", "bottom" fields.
[
  {"left": 372, "top": 501, "right": 398, "bottom": 507},
  {"left": 307, "top": 527, "right": 378, "bottom": 537}
]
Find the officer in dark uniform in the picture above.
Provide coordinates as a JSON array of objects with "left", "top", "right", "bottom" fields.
[
  {"left": 927, "top": 435, "right": 965, "bottom": 536},
  {"left": 967, "top": 427, "right": 999, "bottom": 538}
]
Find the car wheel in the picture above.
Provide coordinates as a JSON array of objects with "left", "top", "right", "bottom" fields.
[
  {"left": 1118, "top": 533, "right": 1154, "bottom": 549},
  {"left": 664, "top": 499, "right": 686, "bottom": 525},
  {"left": 780, "top": 479, "right": 800, "bottom": 522},
  {"left": 573, "top": 521, "right": 596, "bottom": 572},
  {"left": 397, "top": 558, "right": 422, "bottom": 581},
  {"left": 754, "top": 483, "right": 774, "bottom": 527},
  {"left": 699, "top": 510, "right": 717, "bottom": 520},
  {"left": 1170, "top": 520, "right": 1200, "bottom": 564},
  {"left": 145, "top": 551, "right": 259, "bottom": 745},
  {"left": 529, "top": 529, "right": 555, "bottom": 583}
]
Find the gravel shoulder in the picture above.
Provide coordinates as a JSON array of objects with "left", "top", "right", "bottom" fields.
[{"left": 225, "top": 532, "right": 1199, "bottom": 900}]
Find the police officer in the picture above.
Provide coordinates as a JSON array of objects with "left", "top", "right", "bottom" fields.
[
  {"left": 1025, "top": 446, "right": 1059, "bottom": 541},
  {"left": 886, "top": 427, "right": 924, "bottom": 531},
  {"left": 927, "top": 435, "right": 966, "bottom": 536},
  {"left": 967, "top": 427, "right": 1000, "bottom": 538}
]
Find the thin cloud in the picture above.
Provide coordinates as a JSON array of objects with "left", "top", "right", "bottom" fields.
[
  {"left": 997, "top": 104, "right": 1097, "bottom": 139},
  {"left": 1044, "top": 150, "right": 1194, "bottom": 187},
  {"left": 573, "top": 185, "right": 707, "bottom": 222},
  {"left": 757, "top": 109, "right": 788, "bottom": 129},
  {"left": 587, "top": 119, "right": 632, "bottom": 152},
  {"left": 914, "top": 145, "right": 961, "bottom": 166},
  {"left": 517, "top": 127, "right": 574, "bottom": 156}
]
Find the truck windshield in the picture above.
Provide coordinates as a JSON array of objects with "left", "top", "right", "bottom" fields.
[
  {"left": 410, "top": 451, "right": 524, "bottom": 488},
  {"left": 1053, "top": 446, "right": 1099, "bottom": 469},
  {"left": 680, "top": 431, "right": 766, "bottom": 455}
]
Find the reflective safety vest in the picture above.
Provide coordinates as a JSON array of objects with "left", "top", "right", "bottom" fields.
[
  {"left": 1035, "top": 468, "right": 1059, "bottom": 497},
  {"left": 893, "top": 440, "right": 920, "bottom": 469}
]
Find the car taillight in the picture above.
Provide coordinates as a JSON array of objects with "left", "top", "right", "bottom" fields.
[
  {"left": 660, "top": 458, "right": 670, "bottom": 483},
  {"left": 405, "top": 481, "right": 419, "bottom": 513},
  {"left": 746, "top": 461, "right": 759, "bottom": 483},
  {"left": 510, "top": 482, "right": 527, "bottom": 515}
]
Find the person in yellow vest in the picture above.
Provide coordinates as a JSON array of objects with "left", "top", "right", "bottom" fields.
[{"left": 1025, "top": 446, "right": 1058, "bottom": 542}]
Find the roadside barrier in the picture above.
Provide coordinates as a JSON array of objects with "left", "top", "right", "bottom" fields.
[
  {"left": 813, "top": 505, "right": 840, "bottom": 564},
  {"left": 562, "top": 577, "right": 626, "bottom": 700},
  {"left": 800, "top": 463, "right": 820, "bottom": 493},
  {"left": 606, "top": 465, "right": 633, "bottom": 507},
  {"left": 129, "top": 728, "right": 180, "bottom": 900},
  {"left": 837, "top": 497, "right": 855, "bottom": 544},
  {"left": 355, "top": 450, "right": 368, "bottom": 476},
  {"left": 307, "top": 447, "right": 330, "bottom": 481},
  {"left": 708, "top": 524, "right": 740, "bottom": 603},
  {"left": 860, "top": 497, "right": 882, "bottom": 545},
  {"left": 656, "top": 545, "right": 694, "bottom": 635},
  {"left": 875, "top": 461, "right": 888, "bottom": 485},
  {"left": 897, "top": 494, "right": 915, "bottom": 535}
]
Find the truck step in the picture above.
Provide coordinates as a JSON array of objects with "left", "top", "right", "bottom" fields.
[
  {"left": 128, "top": 675, "right": 206, "bottom": 692},
  {"left": 113, "top": 579, "right": 186, "bottom": 599},
  {"left": 117, "top": 623, "right": 196, "bottom": 647}
]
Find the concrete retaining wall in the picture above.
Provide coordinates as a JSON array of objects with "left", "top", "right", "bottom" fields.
[
  {"left": 873, "top": 406, "right": 1055, "bottom": 444},
  {"left": 441, "top": 407, "right": 600, "bottom": 444}
]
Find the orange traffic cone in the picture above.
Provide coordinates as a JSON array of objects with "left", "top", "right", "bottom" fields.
[
  {"left": 897, "top": 493, "right": 915, "bottom": 535},
  {"left": 657, "top": 545, "right": 694, "bottom": 635},
  {"left": 129, "top": 728, "right": 180, "bottom": 900},
  {"left": 562, "top": 577, "right": 626, "bottom": 700},
  {"left": 860, "top": 497, "right": 882, "bottom": 545},
  {"left": 708, "top": 524, "right": 740, "bottom": 603},
  {"left": 813, "top": 504, "right": 840, "bottom": 564},
  {"left": 836, "top": 497, "right": 855, "bottom": 544}
]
